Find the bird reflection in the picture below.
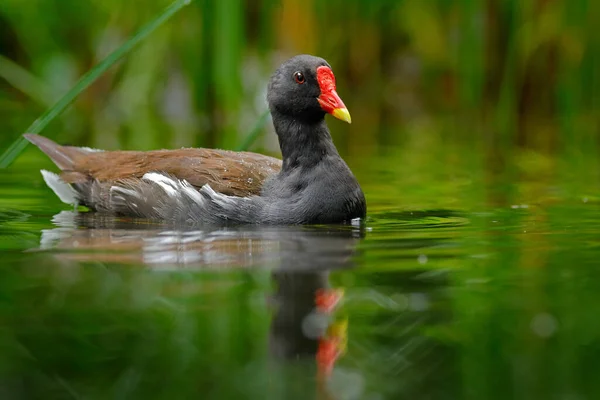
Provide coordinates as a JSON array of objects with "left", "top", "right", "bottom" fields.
[
  {"left": 38, "top": 211, "right": 364, "bottom": 382},
  {"left": 40, "top": 211, "right": 363, "bottom": 269}
]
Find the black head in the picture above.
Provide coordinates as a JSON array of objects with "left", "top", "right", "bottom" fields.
[{"left": 267, "top": 54, "right": 351, "bottom": 124}]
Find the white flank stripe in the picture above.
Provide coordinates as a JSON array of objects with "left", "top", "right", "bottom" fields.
[
  {"left": 110, "top": 186, "right": 141, "bottom": 199},
  {"left": 142, "top": 172, "right": 178, "bottom": 197},
  {"left": 180, "top": 181, "right": 205, "bottom": 204}
]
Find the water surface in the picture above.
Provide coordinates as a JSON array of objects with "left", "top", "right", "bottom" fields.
[{"left": 0, "top": 143, "right": 599, "bottom": 400}]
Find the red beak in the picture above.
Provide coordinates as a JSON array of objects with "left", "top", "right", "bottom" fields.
[{"left": 316, "top": 66, "right": 352, "bottom": 124}]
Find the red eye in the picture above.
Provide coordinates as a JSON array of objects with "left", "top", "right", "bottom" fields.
[{"left": 294, "top": 71, "right": 305, "bottom": 84}]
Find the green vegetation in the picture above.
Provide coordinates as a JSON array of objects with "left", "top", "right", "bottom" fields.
[{"left": 1, "top": 1, "right": 598, "bottom": 163}]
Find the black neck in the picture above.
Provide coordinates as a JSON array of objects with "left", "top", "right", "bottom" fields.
[{"left": 271, "top": 111, "right": 339, "bottom": 172}]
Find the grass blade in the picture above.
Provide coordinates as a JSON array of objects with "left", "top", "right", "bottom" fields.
[
  {"left": 0, "top": 54, "right": 55, "bottom": 107},
  {"left": 0, "top": 0, "right": 194, "bottom": 169},
  {"left": 236, "top": 110, "right": 271, "bottom": 151}
]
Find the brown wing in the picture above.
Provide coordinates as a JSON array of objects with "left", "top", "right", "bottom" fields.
[
  {"left": 63, "top": 148, "right": 282, "bottom": 197},
  {"left": 23, "top": 134, "right": 281, "bottom": 197}
]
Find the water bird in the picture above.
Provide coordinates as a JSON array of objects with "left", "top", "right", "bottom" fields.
[{"left": 25, "top": 54, "right": 366, "bottom": 225}]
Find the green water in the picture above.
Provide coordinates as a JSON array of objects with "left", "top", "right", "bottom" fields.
[{"left": 0, "top": 140, "right": 599, "bottom": 400}]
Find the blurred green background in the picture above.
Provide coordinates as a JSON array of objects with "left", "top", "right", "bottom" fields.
[
  {"left": 1, "top": 0, "right": 598, "bottom": 163},
  {"left": 2, "top": 2, "right": 600, "bottom": 399}
]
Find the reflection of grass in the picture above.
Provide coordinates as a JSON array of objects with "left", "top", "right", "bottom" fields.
[{"left": 0, "top": 256, "right": 273, "bottom": 398}]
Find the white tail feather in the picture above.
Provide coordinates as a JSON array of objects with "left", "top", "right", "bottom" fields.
[{"left": 40, "top": 170, "right": 78, "bottom": 205}]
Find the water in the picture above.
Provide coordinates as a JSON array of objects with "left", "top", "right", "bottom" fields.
[{"left": 1, "top": 142, "right": 599, "bottom": 400}]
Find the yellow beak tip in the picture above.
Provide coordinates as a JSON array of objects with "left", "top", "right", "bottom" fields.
[{"left": 331, "top": 108, "right": 352, "bottom": 124}]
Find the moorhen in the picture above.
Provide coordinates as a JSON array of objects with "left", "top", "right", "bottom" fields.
[{"left": 25, "top": 54, "right": 366, "bottom": 225}]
